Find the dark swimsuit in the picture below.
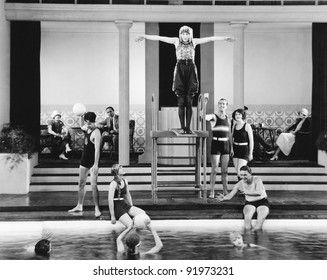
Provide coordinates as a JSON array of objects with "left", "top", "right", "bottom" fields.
[
  {"left": 233, "top": 123, "right": 250, "bottom": 160},
  {"left": 211, "top": 114, "right": 231, "bottom": 155},
  {"left": 80, "top": 128, "right": 99, "bottom": 168},
  {"left": 112, "top": 179, "right": 132, "bottom": 220},
  {"left": 245, "top": 198, "right": 270, "bottom": 209}
]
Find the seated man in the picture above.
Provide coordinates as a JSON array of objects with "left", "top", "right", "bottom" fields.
[
  {"left": 98, "top": 106, "right": 119, "bottom": 152},
  {"left": 47, "top": 110, "right": 72, "bottom": 160}
]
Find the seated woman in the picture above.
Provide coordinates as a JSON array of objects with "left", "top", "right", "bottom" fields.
[
  {"left": 116, "top": 220, "right": 163, "bottom": 259},
  {"left": 216, "top": 165, "right": 270, "bottom": 232},
  {"left": 47, "top": 111, "right": 72, "bottom": 160},
  {"left": 108, "top": 164, "right": 146, "bottom": 227},
  {"left": 270, "top": 108, "right": 311, "bottom": 160}
]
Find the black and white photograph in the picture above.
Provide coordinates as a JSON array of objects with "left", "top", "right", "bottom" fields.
[{"left": 0, "top": 1, "right": 327, "bottom": 279}]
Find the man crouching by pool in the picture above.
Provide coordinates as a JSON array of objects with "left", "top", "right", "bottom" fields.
[{"left": 215, "top": 165, "right": 270, "bottom": 231}]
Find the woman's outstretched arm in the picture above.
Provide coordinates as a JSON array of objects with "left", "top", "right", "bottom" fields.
[
  {"left": 194, "top": 36, "right": 236, "bottom": 46},
  {"left": 136, "top": 35, "right": 178, "bottom": 45}
]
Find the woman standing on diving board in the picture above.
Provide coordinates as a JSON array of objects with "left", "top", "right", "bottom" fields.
[{"left": 136, "top": 25, "right": 235, "bottom": 135}]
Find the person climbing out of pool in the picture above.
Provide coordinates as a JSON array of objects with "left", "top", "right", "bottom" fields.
[
  {"left": 116, "top": 219, "right": 163, "bottom": 259},
  {"left": 108, "top": 164, "right": 146, "bottom": 228},
  {"left": 136, "top": 26, "right": 235, "bottom": 135},
  {"left": 215, "top": 165, "right": 270, "bottom": 231}
]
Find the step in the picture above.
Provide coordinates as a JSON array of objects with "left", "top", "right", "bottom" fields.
[
  {"left": 32, "top": 165, "right": 326, "bottom": 175},
  {"left": 29, "top": 181, "right": 327, "bottom": 192},
  {"left": 30, "top": 164, "right": 327, "bottom": 192}
]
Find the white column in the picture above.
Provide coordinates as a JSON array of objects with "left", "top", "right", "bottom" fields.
[
  {"left": 115, "top": 20, "right": 133, "bottom": 166},
  {"left": 230, "top": 21, "right": 248, "bottom": 109},
  {"left": 0, "top": 0, "right": 10, "bottom": 127},
  {"left": 139, "top": 23, "right": 159, "bottom": 164}
]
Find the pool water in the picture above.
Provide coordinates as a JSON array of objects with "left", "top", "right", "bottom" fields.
[{"left": 0, "top": 220, "right": 326, "bottom": 260}]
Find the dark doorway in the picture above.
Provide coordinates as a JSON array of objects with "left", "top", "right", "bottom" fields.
[
  {"left": 10, "top": 21, "right": 41, "bottom": 146},
  {"left": 158, "top": 23, "right": 201, "bottom": 108}
]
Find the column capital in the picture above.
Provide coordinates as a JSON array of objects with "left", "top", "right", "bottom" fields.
[
  {"left": 115, "top": 20, "right": 133, "bottom": 30},
  {"left": 229, "top": 21, "right": 249, "bottom": 30}
]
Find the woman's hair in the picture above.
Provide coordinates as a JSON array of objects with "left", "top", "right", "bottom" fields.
[
  {"left": 83, "top": 112, "right": 96, "bottom": 123},
  {"left": 179, "top": 25, "right": 193, "bottom": 43},
  {"left": 34, "top": 239, "right": 51, "bottom": 257},
  {"left": 232, "top": 108, "right": 246, "bottom": 121},
  {"left": 240, "top": 165, "right": 252, "bottom": 174},
  {"left": 126, "top": 233, "right": 141, "bottom": 256},
  {"left": 111, "top": 163, "right": 122, "bottom": 177}
]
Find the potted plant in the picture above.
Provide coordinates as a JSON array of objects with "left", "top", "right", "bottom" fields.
[
  {"left": 315, "top": 127, "right": 327, "bottom": 173},
  {"left": 0, "top": 123, "right": 38, "bottom": 194}
]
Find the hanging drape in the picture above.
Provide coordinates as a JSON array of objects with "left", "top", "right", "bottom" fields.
[
  {"left": 10, "top": 21, "right": 41, "bottom": 145},
  {"left": 311, "top": 23, "right": 327, "bottom": 162}
]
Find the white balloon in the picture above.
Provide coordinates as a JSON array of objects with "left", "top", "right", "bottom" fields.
[{"left": 72, "top": 103, "right": 86, "bottom": 116}]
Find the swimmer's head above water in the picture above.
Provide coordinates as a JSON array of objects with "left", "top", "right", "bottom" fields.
[
  {"left": 34, "top": 239, "right": 51, "bottom": 257},
  {"left": 126, "top": 233, "right": 141, "bottom": 256},
  {"left": 229, "top": 232, "right": 245, "bottom": 248}
]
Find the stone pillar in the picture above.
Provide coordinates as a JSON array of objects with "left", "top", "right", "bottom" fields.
[
  {"left": 139, "top": 23, "right": 159, "bottom": 163},
  {"left": 0, "top": 0, "right": 10, "bottom": 127},
  {"left": 230, "top": 21, "right": 248, "bottom": 109},
  {"left": 115, "top": 20, "right": 133, "bottom": 165}
]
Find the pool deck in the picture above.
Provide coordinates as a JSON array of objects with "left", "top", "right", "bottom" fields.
[
  {"left": 1, "top": 157, "right": 327, "bottom": 222},
  {"left": 1, "top": 190, "right": 327, "bottom": 222}
]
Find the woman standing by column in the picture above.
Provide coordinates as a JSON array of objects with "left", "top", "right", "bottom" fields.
[{"left": 231, "top": 108, "right": 253, "bottom": 180}]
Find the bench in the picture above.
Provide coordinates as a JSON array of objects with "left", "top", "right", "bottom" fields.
[{"left": 40, "top": 120, "right": 136, "bottom": 156}]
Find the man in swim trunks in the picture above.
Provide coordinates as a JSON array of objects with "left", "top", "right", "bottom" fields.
[
  {"left": 68, "top": 112, "right": 102, "bottom": 218},
  {"left": 206, "top": 98, "right": 233, "bottom": 197}
]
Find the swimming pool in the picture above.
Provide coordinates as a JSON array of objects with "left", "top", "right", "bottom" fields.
[{"left": 0, "top": 220, "right": 326, "bottom": 260}]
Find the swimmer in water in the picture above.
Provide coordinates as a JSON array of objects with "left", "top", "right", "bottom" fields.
[
  {"left": 229, "top": 231, "right": 264, "bottom": 249},
  {"left": 116, "top": 220, "right": 163, "bottom": 259}
]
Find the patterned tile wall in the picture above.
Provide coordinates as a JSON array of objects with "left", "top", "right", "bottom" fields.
[{"left": 41, "top": 105, "right": 310, "bottom": 153}]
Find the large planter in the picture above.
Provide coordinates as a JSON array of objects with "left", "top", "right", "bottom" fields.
[
  {"left": 0, "top": 153, "right": 38, "bottom": 194},
  {"left": 317, "top": 149, "right": 327, "bottom": 174}
]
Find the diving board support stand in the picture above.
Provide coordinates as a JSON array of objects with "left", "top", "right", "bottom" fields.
[{"left": 150, "top": 93, "right": 209, "bottom": 204}]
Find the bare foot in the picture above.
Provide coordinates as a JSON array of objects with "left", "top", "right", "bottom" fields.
[
  {"left": 209, "top": 192, "right": 215, "bottom": 199},
  {"left": 68, "top": 205, "right": 83, "bottom": 213},
  {"left": 95, "top": 209, "right": 102, "bottom": 218}
]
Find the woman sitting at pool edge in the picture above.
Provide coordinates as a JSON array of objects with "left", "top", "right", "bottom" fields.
[
  {"left": 108, "top": 164, "right": 146, "bottom": 227},
  {"left": 216, "top": 165, "right": 270, "bottom": 231},
  {"left": 116, "top": 220, "right": 163, "bottom": 259}
]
